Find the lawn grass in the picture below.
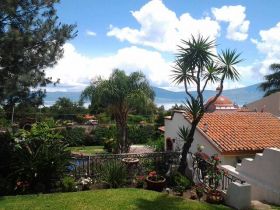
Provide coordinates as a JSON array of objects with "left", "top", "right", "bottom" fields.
[
  {"left": 0, "top": 188, "right": 231, "bottom": 210},
  {"left": 68, "top": 146, "right": 106, "bottom": 155}
]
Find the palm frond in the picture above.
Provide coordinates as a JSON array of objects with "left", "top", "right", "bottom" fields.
[
  {"left": 173, "top": 35, "right": 216, "bottom": 85},
  {"left": 177, "top": 126, "right": 190, "bottom": 143},
  {"left": 218, "top": 49, "right": 243, "bottom": 81},
  {"left": 203, "top": 62, "right": 220, "bottom": 83},
  {"left": 183, "top": 98, "right": 203, "bottom": 120}
]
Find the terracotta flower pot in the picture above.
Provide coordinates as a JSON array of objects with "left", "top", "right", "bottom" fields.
[
  {"left": 146, "top": 176, "right": 166, "bottom": 192},
  {"left": 206, "top": 190, "right": 224, "bottom": 204}
]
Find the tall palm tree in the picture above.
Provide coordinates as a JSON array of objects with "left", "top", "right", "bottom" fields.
[
  {"left": 259, "top": 63, "right": 280, "bottom": 97},
  {"left": 172, "top": 35, "right": 242, "bottom": 174},
  {"left": 81, "top": 69, "right": 154, "bottom": 153}
]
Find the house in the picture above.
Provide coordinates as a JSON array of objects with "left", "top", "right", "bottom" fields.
[
  {"left": 246, "top": 92, "right": 280, "bottom": 118},
  {"left": 164, "top": 95, "right": 280, "bottom": 166}
]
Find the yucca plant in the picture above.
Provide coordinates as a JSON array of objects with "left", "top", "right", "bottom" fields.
[
  {"left": 172, "top": 35, "right": 242, "bottom": 174},
  {"left": 98, "top": 160, "right": 127, "bottom": 188}
]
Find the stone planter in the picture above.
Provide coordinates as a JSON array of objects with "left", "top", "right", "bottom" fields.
[
  {"left": 206, "top": 190, "right": 224, "bottom": 204},
  {"left": 121, "top": 158, "right": 139, "bottom": 166},
  {"left": 146, "top": 176, "right": 166, "bottom": 192}
]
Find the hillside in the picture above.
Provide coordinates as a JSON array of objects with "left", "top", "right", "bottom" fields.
[
  {"left": 153, "top": 84, "right": 264, "bottom": 106},
  {"left": 45, "top": 84, "right": 264, "bottom": 107}
]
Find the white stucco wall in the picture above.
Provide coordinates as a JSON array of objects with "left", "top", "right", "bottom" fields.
[
  {"left": 222, "top": 156, "right": 238, "bottom": 166},
  {"left": 221, "top": 148, "right": 280, "bottom": 205},
  {"left": 165, "top": 112, "right": 218, "bottom": 158},
  {"left": 164, "top": 112, "right": 253, "bottom": 166}
]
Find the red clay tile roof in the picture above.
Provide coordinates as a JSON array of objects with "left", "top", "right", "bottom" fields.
[
  {"left": 195, "top": 112, "right": 280, "bottom": 153},
  {"left": 166, "top": 110, "right": 280, "bottom": 154}
]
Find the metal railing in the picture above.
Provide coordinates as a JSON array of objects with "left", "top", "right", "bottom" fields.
[
  {"left": 69, "top": 151, "right": 244, "bottom": 192},
  {"left": 69, "top": 151, "right": 181, "bottom": 178},
  {"left": 192, "top": 153, "right": 245, "bottom": 191}
]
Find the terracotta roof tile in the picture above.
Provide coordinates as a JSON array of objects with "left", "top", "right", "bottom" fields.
[{"left": 183, "top": 111, "right": 280, "bottom": 153}]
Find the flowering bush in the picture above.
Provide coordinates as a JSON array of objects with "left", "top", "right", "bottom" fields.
[
  {"left": 147, "top": 171, "right": 165, "bottom": 182},
  {"left": 78, "top": 177, "right": 93, "bottom": 190},
  {"left": 194, "top": 183, "right": 204, "bottom": 200},
  {"left": 206, "top": 154, "right": 224, "bottom": 191},
  {"left": 134, "top": 176, "right": 145, "bottom": 188},
  {"left": 14, "top": 180, "right": 30, "bottom": 194}
]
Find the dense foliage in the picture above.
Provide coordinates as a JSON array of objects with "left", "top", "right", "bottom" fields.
[
  {"left": 60, "top": 127, "right": 87, "bottom": 146},
  {"left": 0, "top": 122, "right": 71, "bottom": 195},
  {"left": 50, "top": 97, "right": 86, "bottom": 120},
  {"left": 81, "top": 69, "right": 155, "bottom": 153},
  {"left": 98, "top": 160, "right": 127, "bottom": 188},
  {"left": 0, "top": 0, "right": 76, "bottom": 110},
  {"left": 0, "top": 131, "right": 14, "bottom": 195},
  {"left": 259, "top": 63, "right": 280, "bottom": 96}
]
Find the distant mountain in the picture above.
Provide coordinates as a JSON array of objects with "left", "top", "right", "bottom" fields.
[
  {"left": 153, "top": 84, "right": 264, "bottom": 106},
  {"left": 44, "top": 84, "right": 264, "bottom": 108}
]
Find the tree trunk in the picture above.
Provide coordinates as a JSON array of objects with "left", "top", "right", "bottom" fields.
[
  {"left": 115, "top": 114, "right": 129, "bottom": 153},
  {"left": 123, "top": 124, "right": 129, "bottom": 153},
  {"left": 178, "top": 118, "right": 200, "bottom": 175}
]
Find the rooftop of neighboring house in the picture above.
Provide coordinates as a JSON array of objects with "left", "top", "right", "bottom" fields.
[
  {"left": 204, "top": 87, "right": 238, "bottom": 112},
  {"left": 246, "top": 92, "right": 280, "bottom": 117}
]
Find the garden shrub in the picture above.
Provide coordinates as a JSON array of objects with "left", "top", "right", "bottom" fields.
[
  {"left": 82, "top": 134, "right": 95, "bottom": 146},
  {"left": 11, "top": 122, "right": 71, "bottom": 194},
  {"left": 61, "top": 176, "right": 77, "bottom": 192},
  {"left": 169, "top": 172, "right": 192, "bottom": 190},
  {"left": 98, "top": 160, "right": 127, "bottom": 188},
  {"left": 92, "top": 125, "right": 116, "bottom": 146},
  {"left": 128, "top": 124, "right": 155, "bottom": 144},
  {"left": 61, "top": 127, "right": 86, "bottom": 146},
  {"left": 74, "top": 114, "right": 86, "bottom": 124},
  {"left": 0, "top": 131, "right": 14, "bottom": 195},
  {"left": 103, "top": 138, "right": 116, "bottom": 152},
  {"left": 96, "top": 113, "right": 111, "bottom": 124},
  {"left": 127, "top": 114, "right": 146, "bottom": 124},
  {"left": 0, "top": 117, "right": 9, "bottom": 128},
  {"left": 147, "top": 136, "right": 165, "bottom": 152}
]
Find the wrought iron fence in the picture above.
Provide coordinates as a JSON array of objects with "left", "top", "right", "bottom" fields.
[
  {"left": 69, "top": 151, "right": 244, "bottom": 191},
  {"left": 192, "top": 153, "right": 245, "bottom": 191},
  {"left": 69, "top": 152, "right": 181, "bottom": 179}
]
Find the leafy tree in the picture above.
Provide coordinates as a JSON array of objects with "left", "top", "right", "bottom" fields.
[
  {"left": 259, "top": 63, "right": 280, "bottom": 96},
  {"left": 50, "top": 97, "right": 85, "bottom": 120},
  {"left": 81, "top": 69, "right": 155, "bottom": 153},
  {"left": 172, "top": 35, "right": 242, "bottom": 174},
  {"left": 0, "top": 0, "right": 76, "bottom": 110}
]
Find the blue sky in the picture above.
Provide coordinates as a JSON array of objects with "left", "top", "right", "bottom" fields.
[{"left": 46, "top": 0, "right": 280, "bottom": 92}]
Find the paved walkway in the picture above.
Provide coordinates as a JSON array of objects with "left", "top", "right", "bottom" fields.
[
  {"left": 251, "top": 200, "right": 275, "bottom": 210},
  {"left": 129, "top": 145, "right": 154, "bottom": 154}
]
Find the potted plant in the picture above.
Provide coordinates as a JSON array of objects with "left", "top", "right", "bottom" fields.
[
  {"left": 146, "top": 171, "right": 166, "bottom": 192},
  {"left": 172, "top": 172, "right": 191, "bottom": 196},
  {"left": 205, "top": 155, "right": 224, "bottom": 204},
  {"left": 194, "top": 183, "right": 204, "bottom": 201}
]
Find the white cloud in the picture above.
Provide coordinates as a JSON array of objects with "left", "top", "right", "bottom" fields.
[
  {"left": 45, "top": 42, "right": 255, "bottom": 94},
  {"left": 86, "top": 30, "right": 97, "bottom": 36},
  {"left": 212, "top": 5, "right": 250, "bottom": 41},
  {"left": 251, "top": 22, "right": 280, "bottom": 75},
  {"left": 46, "top": 43, "right": 172, "bottom": 91},
  {"left": 107, "top": 0, "right": 220, "bottom": 52}
]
